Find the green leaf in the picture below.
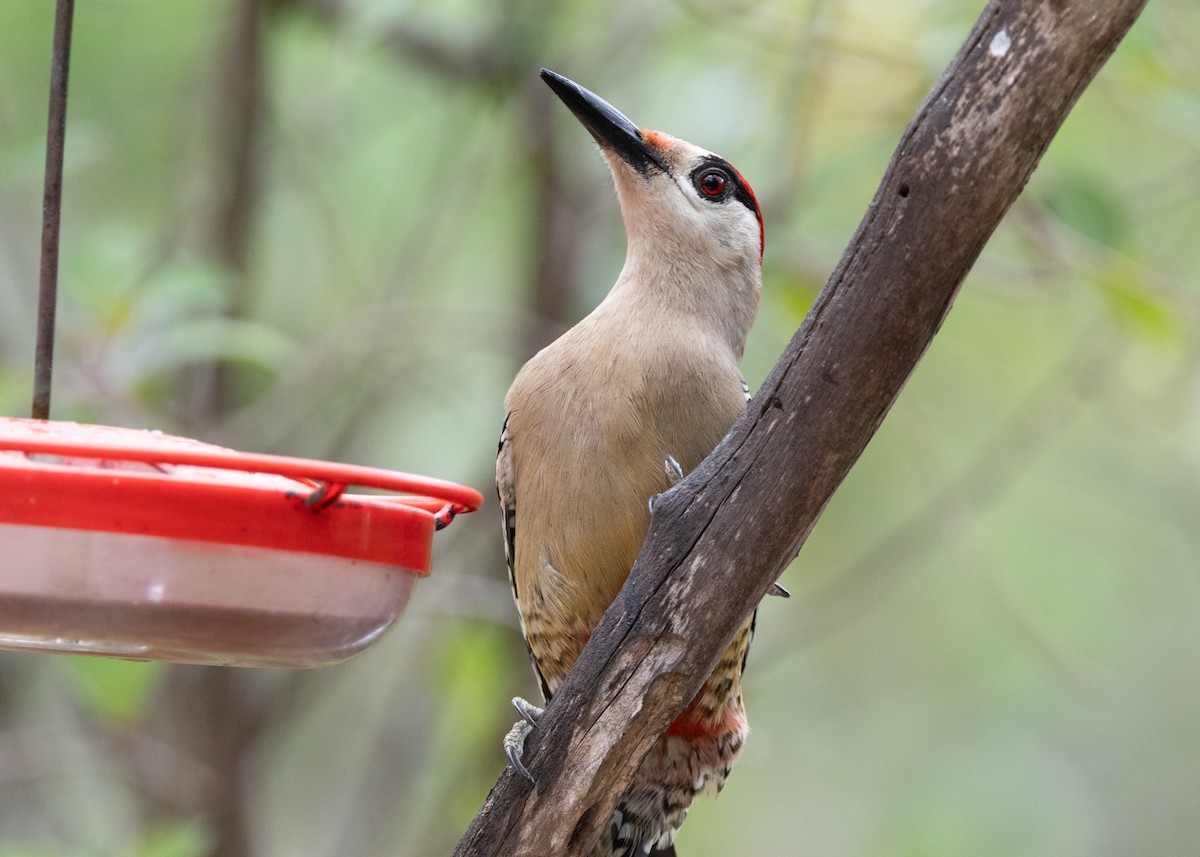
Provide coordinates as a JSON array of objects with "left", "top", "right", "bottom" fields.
[
  {"left": 1095, "top": 263, "right": 1184, "bottom": 343},
  {"left": 60, "top": 657, "right": 165, "bottom": 728},
  {"left": 1040, "top": 172, "right": 1128, "bottom": 249},
  {"left": 134, "top": 820, "right": 212, "bottom": 857},
  {"left": 134, "top": 317, "right": 296, "bottom": 376},
  {"left": 63, "top": 224, "right": 151, "bottom": 334}
]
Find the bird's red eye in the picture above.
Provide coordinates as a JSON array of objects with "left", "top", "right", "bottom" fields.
[{"left": 699, "top": 171, "right": 726, "bottom": 197}]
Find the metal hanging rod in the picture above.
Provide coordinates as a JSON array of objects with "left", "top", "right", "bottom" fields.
[{"left": 31, "top": 0, "right": 76, "bottom": 420}]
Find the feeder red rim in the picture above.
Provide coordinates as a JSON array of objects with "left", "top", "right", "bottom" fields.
[
  {"left": 0, "top": 422, "right": 483, "bottom": 515},
  {"left": 0, "top": 418, "right": 483, "bottom": 568}
]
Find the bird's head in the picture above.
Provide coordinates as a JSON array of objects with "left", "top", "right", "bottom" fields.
[{"left": 541, "top": 69, "right": 764, "bottom": 279}]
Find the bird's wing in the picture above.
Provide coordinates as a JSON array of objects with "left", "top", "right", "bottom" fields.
[
  {"left": 497, "top": 413, "right": 553, "bottom": 702},
  {"left": 497, "top": 414, "right": 518, "bottom": 593}
]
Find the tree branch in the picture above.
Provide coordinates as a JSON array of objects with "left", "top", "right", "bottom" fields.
[{"left": 455, "top": 0, "right": 1148, "bottom": 853}]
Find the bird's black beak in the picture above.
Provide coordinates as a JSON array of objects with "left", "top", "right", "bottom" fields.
[{"left": 541, "top": 69, "right": 668, "bottom": 177}]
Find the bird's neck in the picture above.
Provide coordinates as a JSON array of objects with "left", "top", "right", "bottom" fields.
[{"left": 603, "top": 245, "right": 761, "bottom": 359}]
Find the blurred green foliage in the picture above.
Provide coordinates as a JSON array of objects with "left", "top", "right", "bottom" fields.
[
  {"left": 61, "top": 659, "right": 165, "bottom": 730},
  {"left": 0, "top": 0, "right": 1198, "bottom": 855}
]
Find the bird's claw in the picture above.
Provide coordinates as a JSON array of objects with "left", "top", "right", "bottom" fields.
[
  {"left": 504, "top": 722, "right": 536, "bottom": 783},
  {"left": 650, "top": 455, "right": 686, "bottom": 516},
  {"left": 650, "top": 455, "right": 686, "bottom": 515},
  {"left": 768, "top": 582, "right": 790, "bottom": 598},
  {"left": 664, "top": 454, "right": 684, "bottom": 486},
  {"left": 512, "top": 695, "right": 543, "bottom": 728},
  {"left": 504, "top": 696, "right": 544, "bottom": 783}
]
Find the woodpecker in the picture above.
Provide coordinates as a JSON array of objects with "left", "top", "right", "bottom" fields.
[{"left": 497, "top": 69, "right": 764, "bottom": 857}]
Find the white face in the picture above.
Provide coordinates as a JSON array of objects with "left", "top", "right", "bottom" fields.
[{"left": 604, "top": 131, "right": 763, "bottom": 273}]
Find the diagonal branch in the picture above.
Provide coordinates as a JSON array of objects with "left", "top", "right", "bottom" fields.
[{"left": 455, "top": 0, "right": 1149, "bottom": 854}]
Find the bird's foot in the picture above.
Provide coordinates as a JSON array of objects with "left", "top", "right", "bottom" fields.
[
  {"left": 768, "top": 582, "right": 791, "bottom": 598},
  {"left": 649, "top": 455, "right": 686, "bottom": 515},
  {"left": 504, "top": 696, "right": 544, "bottom": 783},
  {"left": 664, "top": 454, "right": 684, "bottom": 486}
]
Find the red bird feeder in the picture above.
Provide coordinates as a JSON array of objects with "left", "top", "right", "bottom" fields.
[{"left": 0, "top": 418, "right": 482, "bottom": 667}]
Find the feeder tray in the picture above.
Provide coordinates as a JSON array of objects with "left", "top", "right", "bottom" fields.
[{"left": 0, "top": 417, "right": 482, "bottom": 667}]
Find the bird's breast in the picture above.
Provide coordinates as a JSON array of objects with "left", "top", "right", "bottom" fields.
[{"left": 507, "top": 331, "right": 747, "bottom": 669}]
